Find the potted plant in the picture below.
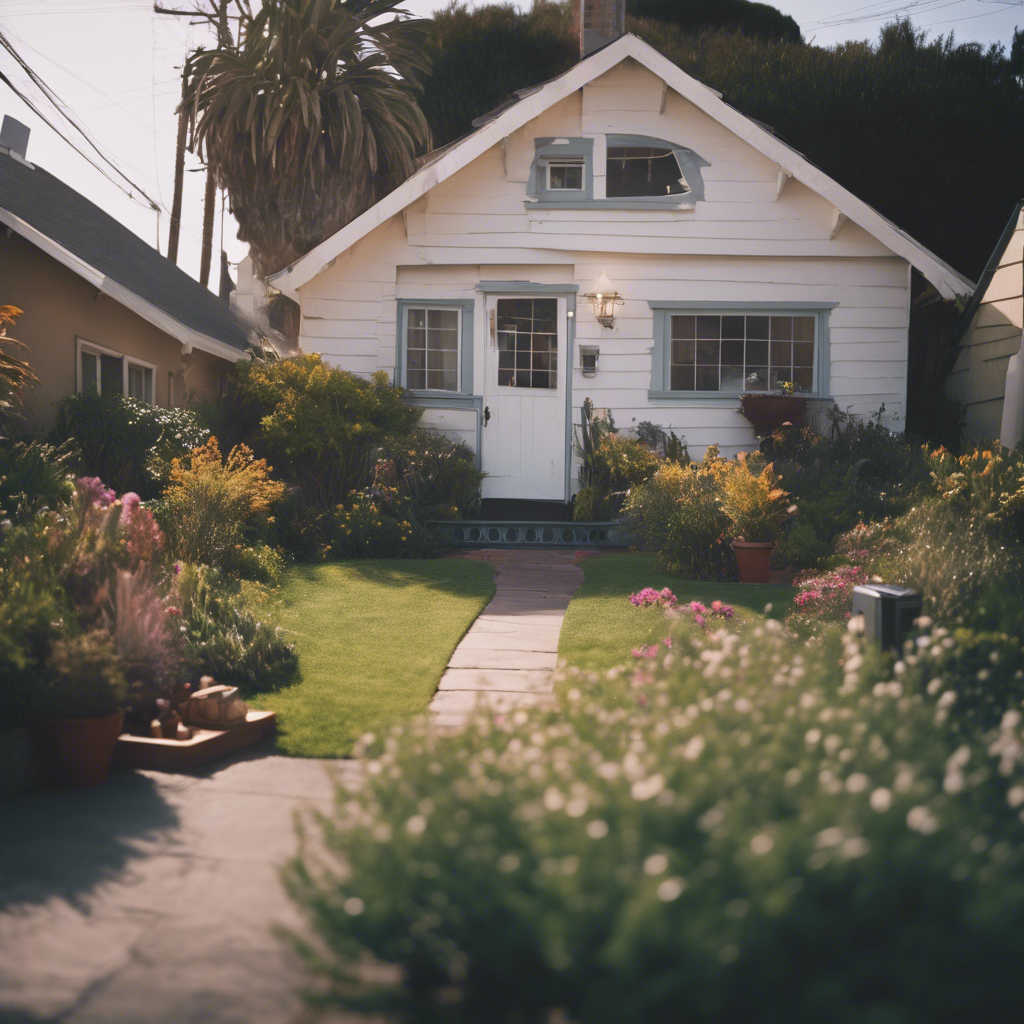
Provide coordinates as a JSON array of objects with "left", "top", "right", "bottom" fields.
[
  {"left": 36, "top": 630, "right": 127, "bottom": 787},
  {"left": 739, "top": 380, "right": 808, "bottom": 432},
  {"left": 720, "top": 455, "right": 797, "bottom": 583}
]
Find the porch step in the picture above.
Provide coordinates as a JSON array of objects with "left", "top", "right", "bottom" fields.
[{"left": 430, "top": 519, "right": 623, "bottom": 548}]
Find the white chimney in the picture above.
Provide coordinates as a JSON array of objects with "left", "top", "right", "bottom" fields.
[
  {"left": 0, "top": 116, "right": 30, "bottom": 161},
  {"left": 579, "top": 0, "right": 625, "bottom": 58}
]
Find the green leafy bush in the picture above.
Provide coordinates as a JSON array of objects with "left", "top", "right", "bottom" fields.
[
  {"left": 719, "top": 453, "right": 794, "bottom": 542},
  {"left": 0, "top": 439, "right": 75, "bottom": 523},
  {"left": 572, "top": 484, "right": 611, "bottom": 523},
  {"left": 330, "top": 489, "right": 435, "bottom": 560},
  {"left": 623, "top": 452, "right": 731, "bottom": 579},
  {"left": 35, "top": 630, "right": 126, "bottom": 719},
  {"left": 50, "top": 390, "right": 209, "bottom": 498},
  {"left": 287, "top": 619, "right": 1024, "bottom": 1022},
  {"left": 171, "top": 563, "right": 298, "bottom": 692},
  {"left": 225, "top": 356, "right": 419, "bottom": 506},
  {"left": 375, "top": 428, "right": 484, "bottom": 519}
]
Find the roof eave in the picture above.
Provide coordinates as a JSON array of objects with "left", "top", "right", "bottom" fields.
[{"left": 0, "top": 206, "right": 253, "bottom": 363}]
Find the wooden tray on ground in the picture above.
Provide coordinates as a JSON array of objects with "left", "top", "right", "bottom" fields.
[{"left": 116, "top": 711, "right": 276, "bottom": 771}]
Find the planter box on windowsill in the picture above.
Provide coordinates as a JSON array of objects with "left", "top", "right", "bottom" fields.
[{"left": 739, "top": 394, "right": 808, "bottom": 431}]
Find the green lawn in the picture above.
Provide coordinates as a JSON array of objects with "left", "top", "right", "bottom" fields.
[
  {"left": 558, "top": 552, "right": 795, "bottom": 673},
  {"left": 250, "top": 560, "right": 495, "bottom": 757}
]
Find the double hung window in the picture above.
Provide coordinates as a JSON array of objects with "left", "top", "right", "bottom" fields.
[{"left": 78, "top": 339, "right": 155, "bottom": 403}]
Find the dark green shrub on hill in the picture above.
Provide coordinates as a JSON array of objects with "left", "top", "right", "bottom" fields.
[{"left": 628, "top": 0, "right": 801, "bottom": 42}]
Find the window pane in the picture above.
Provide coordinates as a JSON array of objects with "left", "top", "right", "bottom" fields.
[
  {"left": 428, "top": 308, "right": 458, "bottom": 331},
  {"left": 81, "top": 351, "right": 98, "bottom": 392},
  {"left": 746, "top": 339, "right": 769, "bottom": 366},
  {"left": 793, "top": 341, "right": 815, "bottom": 367},
  {"left": 696, "top": 339, "right": 719, "bottom": 365},
  {"left": 770, "top": 341, "right": 792, "bottom": 369},
  {"left": 407, "top": 369, "right": 426, "bottom": 390},
  {"left": 793, "top": 316, "right": 816, "bottom": 342},
  {"left": 721, "top": 365, "right": 744, "bottom": 391},
  {"left": 670, "top": 365, "right": 695, "bottom": 391},
  {"left": 770, "top": 316, "right": 793, "bottom": 341},
  {"left": 695, "top": 365, "right": 719, "bottom": 391},
  {"left": 100, "top": 353, "right": 123, "bottom": 395},
  {"left": 721, "top": 339, "right": 744, "bottom": 365},
  {"left": 408, "top": 308, "right": 426, "bottom": 330},
  {"left": 672, "top": 315, "right": 695, "bottom": 339},
  {"left": 722, "top": 316, "right": 745, "bottom": 339},
  {"left": 745, "top": 366, "right": 769, "bottom": 391},
  {"left": 549, "top": 162, "right": 583, "bottom": 190},
  {"left": 793, "top": 366, "right": 814, "bottom": 391},
  {"left": 746, "top": 316, "right": 769, "bottom": 340},
  {"left": 128, "top": 363, "right": 147, "bottom": 401},
  {"left": 406, "top": 306, "right": 459, "bottom": 391},
  {"left": 606, "top": 146, "right": 687, "bottom": 197},
  {"left": 671, "top": 338, "right": 695, "bottom": 364},
  {"left": 696, "top": 315, "right": 720, "bottom": 340}
]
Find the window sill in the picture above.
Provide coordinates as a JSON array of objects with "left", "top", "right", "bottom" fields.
[
  {"left": 647, "top": 391, "right": 832, "bottom": 404},
  {"left": 526, "top": 199, "right": 696, "bottom": 213},
  {"left": 403, "top": 391, "right": 482, "bottom": 410}
]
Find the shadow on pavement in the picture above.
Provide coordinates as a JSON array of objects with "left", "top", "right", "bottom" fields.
[{"left": 0, "top": 767, "right": 179, "bottom": 912}]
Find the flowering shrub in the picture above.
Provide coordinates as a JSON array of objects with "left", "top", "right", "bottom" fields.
[
  {"left": 927, "top": 443, "right": 1024, "bottom": 529},
  {"left": 629, "top": 586, "right": 677, "bottom": 608},
  {"left": 788, "top": 563, "right": 870, "bottom": 629},
  {"left": 719, "top": 452, "right": 795, "bottom": 542},
  {"left": 622, "top": 449, "right": 732, "bottom": 579},
  {"left": 287, "top": 621, "right": 1024, "bottom": 1021},
  {"left": 157, "top": 437, "right": 285, "bottom": 572},
  {"left": 330, "top": 488, "right": 434, "bottom": 560}
]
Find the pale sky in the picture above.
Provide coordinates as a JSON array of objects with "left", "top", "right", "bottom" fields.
[{"left": 0, "top": 0, "right": 1020, "bottom": 291}]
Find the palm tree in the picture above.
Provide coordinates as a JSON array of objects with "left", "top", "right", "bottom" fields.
[{"left": 182, "top": 0, "right": 432, "bottom": 278}]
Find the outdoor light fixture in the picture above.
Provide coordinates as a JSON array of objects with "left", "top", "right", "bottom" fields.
[
  {"left": 584, "top": 272, "right": 623, "bottom": 329},
  {"left": 580, "top": 344, "right": 600, "bottom": 377}
]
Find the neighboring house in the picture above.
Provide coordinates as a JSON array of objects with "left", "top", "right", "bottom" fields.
[
  {"left": 0, "top": 116, "right": 257, "bottom": 432},
  {"left": 268, "top": 19, "right": 973, "bottom": 504},
  {"left": 944, "top": 201, "right": 1024, "bottom": 445}
]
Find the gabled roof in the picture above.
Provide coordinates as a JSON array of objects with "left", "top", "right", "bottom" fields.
[
  {"left": 0, "top": 146, "right": 254, "bottom": 361},
  {"left": 269, "top": 33, "right": 974, "bottom": 302}
]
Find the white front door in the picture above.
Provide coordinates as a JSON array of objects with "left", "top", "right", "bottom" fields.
[{"left": 480, "top": 294, "right": 568, "bottom": 501}]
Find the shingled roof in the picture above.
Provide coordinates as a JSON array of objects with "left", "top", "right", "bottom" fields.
[{"left": 0, "top": 145, "right": 253, "bottom": 359}]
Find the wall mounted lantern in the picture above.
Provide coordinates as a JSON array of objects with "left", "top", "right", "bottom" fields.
[
  {"left": 584, "top": 272, "right": 623, "bottom": 329},
  {"left": 580, "top": 344, "right": 600, "bottom": 377}
]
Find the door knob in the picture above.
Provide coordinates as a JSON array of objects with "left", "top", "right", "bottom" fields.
[{"left": 483, "top": 405, "right": 491, "bottom": 426}]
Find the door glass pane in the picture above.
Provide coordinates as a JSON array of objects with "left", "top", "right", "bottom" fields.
[
  {"left": 494, "top": 298, "right": 557, "bottom": 389},
  {"left": 100, "top": 353, "right": 123, "bottom": 395},
  {"left": 81, "top": 351, "right": 98, "bottom": 392}
]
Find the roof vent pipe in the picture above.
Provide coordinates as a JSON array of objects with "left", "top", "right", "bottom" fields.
[
  {"left": 0, "top": 116, "right": 30, "bottom": 161},
  {"left": 576, "top": 0, "right": 625, "bottom": 58}
]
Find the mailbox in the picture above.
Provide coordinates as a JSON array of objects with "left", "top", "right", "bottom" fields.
[{"left": 851, "top": 584, "right": 923, "bottom": 650}]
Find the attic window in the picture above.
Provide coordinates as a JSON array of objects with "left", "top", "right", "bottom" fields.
[
  {"left": 547, "top": 159, "right": 584, "bottom": 191},
  {"left": 607, "top": 146, "right": 688, "bottom": 198}
]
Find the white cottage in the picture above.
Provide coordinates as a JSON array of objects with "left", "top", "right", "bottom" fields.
[{"left": 269, "top": 22, "right": 972, "bottom": 506}]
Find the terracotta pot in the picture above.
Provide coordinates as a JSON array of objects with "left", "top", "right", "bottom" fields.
[
  {"left": 739, "top": 394, "right": 808, "bottom": 430},
  {"left": 732, "top": 540, "right": 775, "bottom": 584},
  {"left": 40, "top": 713, "right": 125, "bottom": 787}
]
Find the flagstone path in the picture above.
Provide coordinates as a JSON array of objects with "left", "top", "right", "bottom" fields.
[{"left": 430, "top": 549, "right": 587, "bottom": 731}]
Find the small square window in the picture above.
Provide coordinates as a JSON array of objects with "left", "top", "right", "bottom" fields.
[{"left": 547, "top": 161, "right": 584, "bottom": 191}]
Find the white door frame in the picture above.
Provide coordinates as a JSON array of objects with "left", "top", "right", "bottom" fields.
[{"left": 479, "top": 289, "right": 575, "bottom": 502}]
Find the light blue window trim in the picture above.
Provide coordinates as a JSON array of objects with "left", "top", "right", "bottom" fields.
[
  {"left": 528, "top": 138, "right": 594, "bottom": 203},
  {"left": 606, "top": 134, "right": 708, "bottom": 205},
  {"left": 647, "top": 301, "right": 837, "bottom": 402},
  {"left": 396, "top": 298, "right": 475, "bottom": 398},
  {"left": 476, "top": 281, "right": 580, "bottom": 295}
]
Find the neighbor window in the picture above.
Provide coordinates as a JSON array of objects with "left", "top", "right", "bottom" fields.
[
  {"left": 607, "top": 146, "right": 688, "bottom": 198},
  {"left": 668, "top": 314, "right": 816, "bottom": 393},
  {"left": 547, "top": 159, "right": 584, "bottom": 191},
  {"left": 78, "top": 339, "right": 155, "bottom": 403},
  {"left": 404, "top": 306, "right": 461, "bottom": 392}
]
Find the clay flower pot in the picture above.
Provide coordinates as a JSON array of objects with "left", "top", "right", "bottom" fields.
[
  {"left": 732, "top": 540, "right": 775, "bottom": 584},
  {"left": 739, "top": 394, "right": 808, "bottom": 431},
  {"left": 40, "top": 712, "right": 125, "bottom": 787}
]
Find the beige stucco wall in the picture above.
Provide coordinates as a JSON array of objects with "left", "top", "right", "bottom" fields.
[{"left": 1, "top": 230, "right": 235, "bottom": 432}]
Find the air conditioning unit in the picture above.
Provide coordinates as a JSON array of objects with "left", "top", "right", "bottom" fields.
[{"left": 851, "top": 584, "right": 923, "bottom": 650}]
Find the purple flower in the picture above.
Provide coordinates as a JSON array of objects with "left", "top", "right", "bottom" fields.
[
  {"left": 173, "top": 562, "right": 182, "bottom": 575},
  {"left": 75, "top": 476, "right": 114, "bottom": 508},
  {"left": 120, "top": 492, "right": 141, "bottom": 522}
]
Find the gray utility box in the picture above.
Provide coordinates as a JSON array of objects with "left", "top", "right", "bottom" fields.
[{"left": 852, "top": 585, "right": 923, "bottom": 650}]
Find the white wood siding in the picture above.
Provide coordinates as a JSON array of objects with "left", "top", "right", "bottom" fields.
[
  {"left": 947, "top": 210, "right": 1023, "bottom": 442},
  {"left": 298, "top": 57, "right": 915, "bottom": 474}
]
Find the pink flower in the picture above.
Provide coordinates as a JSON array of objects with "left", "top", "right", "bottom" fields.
[
  {"left": 689, "top": 601, "right": 708, "bottom": 615},
  {"left": 637, "top": 693, "right": 649, "bottom": 708},
  {"left": 75, "top": 476, "right": 114, "bottom": 508},
  {"left": 694, "top": 613, "right": 706, "bottom": 628},
  {"left": 661, "top": 636, "right": 672, "bottom": 648},
  {"left": 120, "top": 492, "right": 141, "bottom": 522}
]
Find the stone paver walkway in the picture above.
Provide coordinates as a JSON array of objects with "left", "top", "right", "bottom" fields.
[{"left": 430, "top": 549, "right": 587, "bottom": 731}]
